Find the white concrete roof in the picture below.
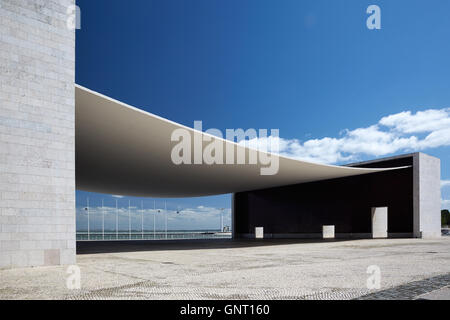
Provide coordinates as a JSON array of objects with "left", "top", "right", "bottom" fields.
[{"left": 75, "top": 85, "right": 401, "bottom": 197}]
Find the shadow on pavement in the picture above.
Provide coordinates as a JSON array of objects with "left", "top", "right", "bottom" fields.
[{"left": 76, "top": 238, "right": 351, "bottom": 254}]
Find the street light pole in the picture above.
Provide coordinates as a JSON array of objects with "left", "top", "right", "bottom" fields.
[
  {"left": 128, "top": 200, "right": 131, "bottom": 240},
  {"left": 87, "top": 197, "right": 90, "bottom": 240},
  {"left": 102, "top": 199, "right": 105, "bottom": 240},
  {"left": 165, "top": 201, "right": 167, "bottom": 239},
  {"left": 115, "top": 199, "right": 118, "bottom": 240},
  {"left": 220, "top": 208, "right": 224, "bottom": 232},
  {"left": 141, "top": 200, "right": 144, "bottom": 240},
  {"left": 153, "top": 200, "right": 156, "bottom": 240}
]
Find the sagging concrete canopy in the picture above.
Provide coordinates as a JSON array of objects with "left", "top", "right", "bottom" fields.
[{"left": 75, "top": 85, "right": 403, "bottom": 197}]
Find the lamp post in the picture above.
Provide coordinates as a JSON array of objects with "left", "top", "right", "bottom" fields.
[
  {"left": 165, "top": 201, "right": 167, "bottom": 239},
  {"left": 115, "top": 199, "right": 118, "bottom": 240},
  {"left": 141, "top": 200, "right": 144, "bottom": 240},
  {"left": 157, "top": 209, "right": 161, "bottom": 239},
  {"left": 102, "top": 199, "right": 105, "bottom": 240},
  {"left": 128, "top": 200, "right": 131, "bottom": 240},
  {"left": 220, "top": 208, "right": 225, "bottom": 232},
  {"left": 87, "top": 197, "right": 90, "bottom": 240},
  {"left": 153, "top": 200, "right": 156, "bottom": 240}
]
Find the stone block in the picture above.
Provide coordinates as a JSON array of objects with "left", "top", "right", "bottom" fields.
[
  {"left": 372, "top": 207, "right": 388, "bottom": 238},
  {"left": 255, "top": 227, "right": 264, "bottom": 239},
  {"left": 322, "top": 225, "right": 335, "bottom": 239}
]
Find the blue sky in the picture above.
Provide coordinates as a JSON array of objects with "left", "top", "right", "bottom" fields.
[{"left": 75, "top": 0, "right": 450, "bottom": 230}]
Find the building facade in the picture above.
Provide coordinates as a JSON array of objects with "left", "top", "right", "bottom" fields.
[
  {"left": 0, "top": 1, "right": 442, "bottom": 270},
  {"left": 233, "top": 153, "right": 441, "bottom": 239},
  {"left": 0, "top": 0, "right": 76, "bottom": 268}
]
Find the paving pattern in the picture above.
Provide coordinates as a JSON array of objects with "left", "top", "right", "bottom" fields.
[
  {"left": 356, "top": 273, "right": 450, "bottom": 300},
  {"left": 69, "top": 281, "right": 372, "bottom": 300},
  {"left": 1, "top": 238, "right": 449, "bottom": 300},
  {"left": 69, "top": 273, "right": 450, "bottom": 300}
]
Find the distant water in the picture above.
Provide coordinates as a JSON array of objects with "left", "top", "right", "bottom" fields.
[
  {"left": 76, "top": 230, "right": 232, "bottom": 241},
  {"left": 77, "top": 230, "right": 449, "bottom": 241}
]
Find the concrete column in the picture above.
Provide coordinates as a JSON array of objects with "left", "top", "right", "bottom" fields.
[
  {"left": 371, "top": 207, "right": 388, "bottom": 238},
  {"left": 413, "top": 153, "right": 441, "bottom": 239},
  {"left": 0, "top": 0, "right": 76, "bottom": 268},
  {"left": 322, "top": 225, "right": 335, "bottom": 239},
  {"left": 255, "top": 227, "right": 264, "bottom": 239}
]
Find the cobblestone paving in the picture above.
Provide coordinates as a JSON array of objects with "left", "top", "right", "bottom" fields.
[
  {"left": 69, "top": 282, "right": 371, "bottom": 300},
  {"left": 70, "top": 273, "right": 450, "bottom": 300},
  {"left": 2, "top": 238, "right": 449, "bottom": 299},
  {"left": 356, "top": 273, "right": 450, "bottom": 300}
]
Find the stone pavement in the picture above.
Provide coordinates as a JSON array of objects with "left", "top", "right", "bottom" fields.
[
  {"left": 1, "top": 238, "right": 449, "bottom": 300},
  {"left": 356, "top": 273, "right": 450, "bottom": 300},
  {"left": 417, "top": 286, "right": 450, "bottom": 300}
]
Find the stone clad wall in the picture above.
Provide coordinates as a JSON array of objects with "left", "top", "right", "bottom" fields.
[
  {"left": 0, "top": 0, "right": 76, "bottom": 268},
  {"left": 415, "top": 153, "right": 441, "bottom": 238}
]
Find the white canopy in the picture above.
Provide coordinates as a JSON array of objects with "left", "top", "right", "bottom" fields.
[{"left": 75, "top": 85, "right": 400, "bottom": 197}]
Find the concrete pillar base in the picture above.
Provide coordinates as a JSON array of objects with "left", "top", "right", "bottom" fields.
[
  {"left": 372, "top": 207, "right": 388, "bottom": 238},
  {"left": 322, "top": 225, "right": 335, "bottom": 239},
  {"left": 255, "top": 227, "right": 264, "bottom": 239}
]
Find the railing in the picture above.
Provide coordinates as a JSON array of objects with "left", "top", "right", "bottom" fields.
[{"left": 76, "top": 231, "right": 232, "bottom": 241}]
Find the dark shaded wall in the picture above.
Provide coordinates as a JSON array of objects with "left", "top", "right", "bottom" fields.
[{"left": 234, "top": 157, "right": 414, "bottom": 237}]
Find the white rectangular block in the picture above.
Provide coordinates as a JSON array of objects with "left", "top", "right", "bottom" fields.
[
  {"left": 414, "top": 153, "right": 441, "bottom": 238},
  {"left": 372, "top": 207, "right": 388, "bottom": 238},
  {"left": 322, "top": 225, "right": 335, "bottom": 239},
  {"left": 255, "top": 227, "right": 264, "bottom": 239}
]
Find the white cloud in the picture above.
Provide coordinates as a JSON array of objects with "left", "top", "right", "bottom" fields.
[
  {"left": 442, "top": 199, "right": 450, "bottom": 209},
  {"left": 243, "top": 108, "right": 450, "bottom": 164},
  {"left": 111, "top": 195, "right": 124, "bottom": 198},
  {"left": 76, "top": 205, "right": 231, "bottom": 231},
  {"left": 379, "top": 109, "right": 450, "bottom": 133},
  {"left": 441, "top": 180, "right": 450, "bottom": 188}
]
